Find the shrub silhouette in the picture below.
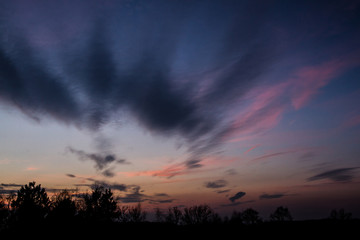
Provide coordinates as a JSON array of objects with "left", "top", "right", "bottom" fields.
[
  {"left": 11, "top": 181, "right": 50, "bottom": 222},
  {"left": 270, "top": 206, "right": 293, "bottom": 222}
]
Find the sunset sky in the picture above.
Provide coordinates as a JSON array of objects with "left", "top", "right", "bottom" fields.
[{"left": 1, "top": 0, "right": 360, "bottom": 220}]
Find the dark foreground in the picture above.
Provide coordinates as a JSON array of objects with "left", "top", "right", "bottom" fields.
[{"left": 1, "top": 220, "right": 359, "bottom": 238}]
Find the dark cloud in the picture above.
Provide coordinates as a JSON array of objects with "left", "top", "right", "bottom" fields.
[
  {"left": 1, "top": 1, "right": 356, "bottom": 163},
  {"left": 92, "top": 181, "right": 129, "bottom": 192},
  {"left": 259, "top": 193, "right": 286, "bottom": 200},
  {"left": 154, "top": 193, "right": 170, "bottom": 197},
  {"left": 0, "top": 183, "right": 23, "bottom": 194},
  {"left": 0, "top": 183, "right": 23, "bottom": 187},
  {"left": 117, "top": 186, "right": 146, "bottom": 203},
  {"left": 101, "top": 169, "right": 116, "bottom": 178},
  {"left": 307, "top": 167, "right": 359, "bottom": 182},
  {"left": 67, "top": 146, "right": 129, "bottom": 176},
  {"left": 204, "top": 180, "right": 228, "bottom": 189},
  {"left": 66, "top": 174, "right": 76, "bottom": 178},
  {"left": 75, "top": 179, "right": 130, "bottom": 192},
  {"left": 149, "top": 199, "right": 176, "bottom": 204},
  {"left": 0, "top": 1, "right": 276, "bottom": 161},
  {"left": 185, "top": 159, "right": 203, "bottom": 169},
  {"left": 216, "top": 189, "right": 230, "bottom": 194},
  {"left": 229, "top": 192, "right": 246, "bottom": 203},
  {"left": 221, "top": 200, "right": 255, "bottom": 207},
  {"left": 225, "top": 169, "right": 237, "bottom": 176},
  {"left": 0, "top": 183, "right": 77, "bottom": 194}
]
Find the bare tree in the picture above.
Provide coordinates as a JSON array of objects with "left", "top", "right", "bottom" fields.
[
  {"left": 118, "top": 203, "right": 146, "bottom": 223},
  {"left": 182, "top": 204, "right": 214, "bottom": 225},
  {"left": 166, "top": 206, "right": 183, "bottom": 225}
]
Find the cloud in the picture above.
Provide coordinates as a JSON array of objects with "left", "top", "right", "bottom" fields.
[
  {"left": 221, "top": 200, "right": 255, "bottom": 207},
  {"left": 0, "top": 1, "right": 276, "bottom": 162},
  {"left": 216, "top": 189, "right": 230, "bottom": 194},
  {"left": 204, "top": 180, "right": 228, "bottom": 189},
  {"left": 251, "top": 150, "right": 298, "bottom": 163},
  {"left": 185, "top": 159, "right": 203, "bottom": 169},
  {"left": 116, "top": 186, "right": 146, "bottom": 203},
  {"left": 0, "top": 183, "right": 23, "bottom": 187},
  {"left": 101, "top": 169, "right": 116, "bottom": 178},
  {"left": 67, "top": 146, "right": 129, "bottom": 177},
  {"left": 229, "top": 191, "right": 246, "bottom": 203},
  {"left": 1, "top": 1, "right": 359, "bottom": 166},
  {"left": 66, "top": 173, "right": 76, "bottom": 178},
  {"left": 0, "top": 183, "right": 22, "bottom": 194},
  {"left": 259, "top": 193, "right": 286, "bottom": 200},
  {"left": 225, "top": 169, "right": 237, "bottom": 176},
  {"left": 149, "top": 199, "right": 175, "bottom": 204},
  {"left": 154, "top": 193, "right": 170, "bottom": 197},
  {"left": 0, "top": 183, "right": 77, "bottom": 194},
  {"left": 307, "top": 167, "right": 359, "bottom": 182}
]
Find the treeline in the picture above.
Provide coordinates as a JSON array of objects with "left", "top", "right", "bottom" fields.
[{"left": 0, "top": 182, "right": 357, "bottom": 236}]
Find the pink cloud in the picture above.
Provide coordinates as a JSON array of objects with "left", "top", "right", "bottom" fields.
[
  {"left": 244, "top": 144, "right": 261, "bottom": 155},
  {"left": 223, "top": 54, "right": 360, "bottom": 143},
  {"left": 251, "top": 150, "right": 298, "bottom": 163},
  {"left": 290, "top": 59, "right": 351, "bottom": 109},
  {"left": 342, "top": 113, "right": 360, "bottom": 129}
]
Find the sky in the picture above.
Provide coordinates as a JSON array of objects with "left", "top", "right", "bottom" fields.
[{"left": 0, "top": 0, "right": 360, "bottom": 220}]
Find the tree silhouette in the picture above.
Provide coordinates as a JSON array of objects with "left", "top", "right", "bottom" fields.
[
  {"left": 270, "top": 206, "right": 293, "bottom": 222},
  {"left": 118, "top": 203, "right": 147, "bottom": 223},
  {"left": 154, "top": 207, "right": 165, "bottom": 222},
  {"left": 241, "top": 208, "right": 261, "bottom": 225},
  {"left": 329, "top": 209, "right": 352, "bottom": 221},
  {"left": 0, "top": 195, "right": 9, "bottom": 230},
  {"left": 11, "top": 182, "right": 50, "bottom": 222},
  {"left": 49, "top": 190, "right": 77, "bottom": 222},
  {"left": 230, "top": 210, "right": 243, "bottom": 224},
  {"left": 166, "top": 206, "right": 183, "bottom": 225},
  {"left": 182, "top": 204, "right": 215, "bottom": 225},
  {"left": 82, "top": 185, "right": 118, "bottom": 222}
]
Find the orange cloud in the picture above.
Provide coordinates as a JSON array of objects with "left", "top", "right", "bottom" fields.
[
  {"left": 25, "top": 166, "right": 39, "bottom": 171},
  {"left": 121, "top": 155, "right": 239, "bottom": 179}
]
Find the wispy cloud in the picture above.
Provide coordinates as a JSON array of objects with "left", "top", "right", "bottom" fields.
[
  {"left": 221, "top": 200, "right": 255, "bottom": 207},
  {"left": 307, "top": 167, "right": 359, "bottom": 182},
  {"left": 244, "top": 145, "right": 261, "bottom": 155},
  {"left": 259, "top": 193, "right": 286, "bottom": 200},
  {"left": 251, "top": 150, "right": 298, "bottom": 163}
]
